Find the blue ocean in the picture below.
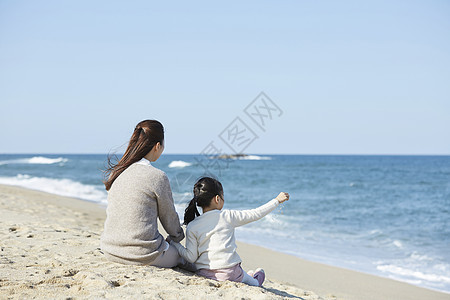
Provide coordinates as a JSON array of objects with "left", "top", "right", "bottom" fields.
[{"left": 0, "top": 154, "right": 449, "bottom": 293}]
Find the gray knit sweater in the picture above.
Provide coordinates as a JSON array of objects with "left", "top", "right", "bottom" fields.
[{"left": 100, "top": 159, "right": 184, "bottom": 265}]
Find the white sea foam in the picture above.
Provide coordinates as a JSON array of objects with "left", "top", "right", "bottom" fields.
[
  {"left": 172, "top": 191, "right": 192, "bottom": 199},
  {"left": 410, "top": 252, "right": 433, "bottom": 262},
  {"left": 377, "top": 264, "right": 450, "bottom": 285},
  {"left": 238, "top": 155, "right": 271, "bottom": 160},
  {"left": 168, "top": 160, "right": 192, "bottom": 168},
  {"left": 258, "top": 213, "right": 288, "bottom": 228},
  {"left": 0, "top": 156, "right": 68, "bottom": 165},
  {"left": 0, "top": 174, "right": 107, "bottom": 204},
  {"left": 393, "top": 240, "right": 403, "bottom": 248},
  {"left": 172, "top": 191, "right": 192, "bottom": 205},
  {"left": 28, "top": 156, "right": 68, "bottom": 164},
  {"left": 172, "top": 192, "right": 192, "bottom": 219},
  {"left": 173, "top": 203, "right": 186, "bottom": 221},
  {"left": 368, "top": 229, "right": 383, "bottom": 236}
]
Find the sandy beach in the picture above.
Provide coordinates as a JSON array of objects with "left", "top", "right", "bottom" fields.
[{"left": 1, "top": 184, "right": 449, "bottom": 300}]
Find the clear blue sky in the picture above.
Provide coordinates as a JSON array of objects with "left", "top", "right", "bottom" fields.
[{"left": 1, "top": 1, "right": 449, "bottom": 154}]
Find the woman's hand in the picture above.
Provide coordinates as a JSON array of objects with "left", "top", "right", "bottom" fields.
[
  {"left": 276, "top": 192, "right": 290, "bottom": 203},
  {"left": 166, "top": 236, "right": 172, "bottom": 243}
]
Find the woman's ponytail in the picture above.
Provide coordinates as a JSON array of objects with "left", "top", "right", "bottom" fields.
[
  {"left": 184, "top": 197, "right": 200, "bottom": 225},
  {"left": 183, "top": 177, "right": 223, "bottom": 225},
  {"left": 103, "top": 120, "right": 164, "bottom": 191}
]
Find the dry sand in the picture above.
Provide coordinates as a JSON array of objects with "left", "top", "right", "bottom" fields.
[{"left": 1, "top": 184, "right": 449, "bottom": 300}]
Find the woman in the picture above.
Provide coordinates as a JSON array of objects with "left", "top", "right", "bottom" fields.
[{"left": 101, "top": 120, "right": 185, "bottom": 267}]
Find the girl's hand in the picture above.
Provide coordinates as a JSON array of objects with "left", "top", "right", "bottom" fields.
[
  {"left": 276, "top": 192, "right": 290, "bottom": 203},
  {"left": 166, "top": 236, "right": 172, "bottom": 243}
]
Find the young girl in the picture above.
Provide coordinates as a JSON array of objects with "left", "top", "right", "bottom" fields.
[{"left": 170, "top": 177, "right": 289, "bottom": 287}]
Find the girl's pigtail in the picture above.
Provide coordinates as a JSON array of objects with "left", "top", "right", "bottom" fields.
[{"left": 184, "top": 196, "right": 200, "bottom": 225}]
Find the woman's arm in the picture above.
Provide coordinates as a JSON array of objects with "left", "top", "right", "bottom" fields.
[
  {"left": 155, "top": 173, "right": 185, "bottom": 242},
  {"left": 226, "top": 192, "right": 289, "bottom": 227},
  {"left": 170, "top": 229, "right": 198, "bottom": 264}
]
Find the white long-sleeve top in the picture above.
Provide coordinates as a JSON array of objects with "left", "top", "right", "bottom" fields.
[{"left": 171, "top": 199, "right": 279, "bottom": 270}]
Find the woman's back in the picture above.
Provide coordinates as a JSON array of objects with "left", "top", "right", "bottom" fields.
[{"left": 101, "top": 160, "right": 184, "bottom": 265}]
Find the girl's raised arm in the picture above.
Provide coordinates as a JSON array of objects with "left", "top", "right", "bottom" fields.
[{"left": 225, "top": 192, "right": 289, "bottom": 228}]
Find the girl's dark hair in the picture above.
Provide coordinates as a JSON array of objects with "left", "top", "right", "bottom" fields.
[
  {"left": 103, "top": 120, "right": 164, "bottom": 191},
  {"left": 184, "top": 177, "right": 223, "bottom": 225}
]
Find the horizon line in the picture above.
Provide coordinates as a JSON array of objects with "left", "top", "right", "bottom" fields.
[{"left": 1, "top": 152, "right": 449, "bottom": 156}]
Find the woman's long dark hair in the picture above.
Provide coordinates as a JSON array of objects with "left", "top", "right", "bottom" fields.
[
  {"left": 103, "top": 120, "right": 164, "bottom": 191},
  {"left": 184, "top": 177, "right": 223, "bottom": 225}
]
